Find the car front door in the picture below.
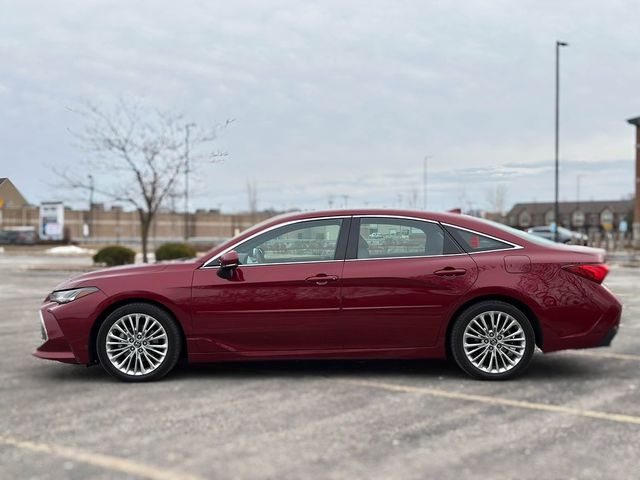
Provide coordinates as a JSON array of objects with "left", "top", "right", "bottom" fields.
[
  {"left": 339, "top": 216, "right": 478, "bottom": 349},
  {"left": 191, "top": 217, "right": 350, "bottom": 353}
]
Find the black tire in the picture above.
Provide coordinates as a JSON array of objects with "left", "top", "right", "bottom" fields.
[
  {"left": 96, "top": 303, "right": 182, "bottom": 382},
  {"left": 450, "top": 300, "right": 535, "bottom": 380}
]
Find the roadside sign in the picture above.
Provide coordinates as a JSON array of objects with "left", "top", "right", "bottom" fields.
[{"left": 39, "top": 202, "right": 65, "bottom": 241}]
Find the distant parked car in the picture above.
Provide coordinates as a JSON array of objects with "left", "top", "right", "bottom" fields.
[
  {"left": 526, "top": 226, "right": 588, "bottom": 245},
  {"left": 0, "top": 229, "right": 37, "bottom": 245}
]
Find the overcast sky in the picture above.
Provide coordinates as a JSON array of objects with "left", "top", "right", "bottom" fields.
[{"left": 1, "top": 0, "right": 639, "bottom": 213}]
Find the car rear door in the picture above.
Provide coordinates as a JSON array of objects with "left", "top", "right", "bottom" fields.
[
  {"left": 191, "top": 217, "right": 350, "bottom": 353},
  {"left": 339, "top": 216, "right": 478, "bottom": 349}
]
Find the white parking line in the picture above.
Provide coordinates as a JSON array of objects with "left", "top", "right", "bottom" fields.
[
  {"left": 563, "top": 350, "right": 640, "bottom": 361},
  {"left": 0, "top": 435, "right": 203, "bottom": 480},
  {"left": 341, "top": 379, "right": 640, "bottom": 426}
]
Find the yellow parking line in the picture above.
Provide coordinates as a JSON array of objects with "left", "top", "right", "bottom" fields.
[
  {"left": 564, "top": 350, "right": 640, "bottom": 361},
  {"left": 0, "top": 435, "right": 203, "bottom": 480},
  {"left": 341, "top": 379, "right": 640, "bottom": 426}
]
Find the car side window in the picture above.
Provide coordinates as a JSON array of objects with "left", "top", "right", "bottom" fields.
[
  {"left": 357, "top": 218, "right": 459, "bottom": 259},
  {"left": 234, "top": 219, "right": 343, "bottom": 265},
  {"left": 445, "top": 226, "right": 515, "bottom": 253}
]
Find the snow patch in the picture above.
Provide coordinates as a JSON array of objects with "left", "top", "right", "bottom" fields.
[{"left": 46, "top": 245, "right": 95, "bottom": 256}]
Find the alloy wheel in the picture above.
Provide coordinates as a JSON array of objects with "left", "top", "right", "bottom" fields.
[
  {"left": 105, "top": 313, "right": 168, "bottom": 376},
  {"left": 462, "top": 310, "right": 526, "bottom": 374}
]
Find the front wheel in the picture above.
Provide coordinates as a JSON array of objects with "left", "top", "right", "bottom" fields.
[
  {"left": 450, "top": 301, "right": 535, "bottom": 380},
  {"left": 96, "top": 303, "right": 182, "bottom": 382}
]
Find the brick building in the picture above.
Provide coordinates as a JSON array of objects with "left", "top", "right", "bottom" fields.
[
  {"left": 0, "top": 178, "right": 278, "bottom": 248},
  {"left": 506, "top": 200, "right": 633, "bottom": 232}
]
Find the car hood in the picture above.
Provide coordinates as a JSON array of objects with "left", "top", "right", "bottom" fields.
[{"left": 52, "top": 261, "right": 196, "bottom": 291}]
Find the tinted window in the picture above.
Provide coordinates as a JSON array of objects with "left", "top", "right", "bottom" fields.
[
  {"left": 235, "top": 219, "right": 342, "bottom": 265},
  {"left": 445, "top": 226, "right": 515, "bottom": 253},
  {"left": 357, "top": 218, "right": 460, "bottom": 259}
]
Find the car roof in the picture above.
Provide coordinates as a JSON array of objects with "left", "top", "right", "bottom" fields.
[
  {"left": 268, "top": 208, "right": 475, "bottom": 224},
  {"left": 198, "top": 209, "right": 547, "bottom": 266}
]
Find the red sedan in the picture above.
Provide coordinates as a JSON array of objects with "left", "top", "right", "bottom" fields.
[{"left": 35, "top": 210, "right": 621, "bottom": 381}]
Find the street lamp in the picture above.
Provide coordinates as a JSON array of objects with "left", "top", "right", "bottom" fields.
[
  {"left": 576, "top": 174, "right": 584, "bottom": 207},
  {"left": 87, "top": 174, "right": 94, "bottom": 240},
  {"left": 184, "top": 123, "right": 196, "bottom": 241},
  {"left": 554, "top": 40, "right": 569, "bottom": 242}
]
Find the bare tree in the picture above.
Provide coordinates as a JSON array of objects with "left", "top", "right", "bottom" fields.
[
  {"left": 486, "top": 184, "right": 508, "bottom": 215},
  {"left": 58, "top": 99, "right": 231, "bottom": 262}
]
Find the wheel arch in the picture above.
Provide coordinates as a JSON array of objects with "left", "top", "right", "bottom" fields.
[
  {"left": 444, "top": 294, "right": 543, "bottom": 359},
  {"left": 89, "top": 297, "right": 188, "bottom": 364}
]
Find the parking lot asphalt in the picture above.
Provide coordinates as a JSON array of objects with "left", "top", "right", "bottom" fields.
[{"left": 1, "top": 257, "right": 639, "bottom": 480}]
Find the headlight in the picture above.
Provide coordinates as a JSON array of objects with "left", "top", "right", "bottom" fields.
[{"left": 49, "top": 287, "right": 99, "bottom": 304}]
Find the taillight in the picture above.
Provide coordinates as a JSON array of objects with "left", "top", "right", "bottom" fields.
[{"left": 563, "top": 263, "right": 609, "bottom": 284}]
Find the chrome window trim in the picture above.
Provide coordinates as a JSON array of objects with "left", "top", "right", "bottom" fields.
[
  {"left": 201, "top": 216, "right": 349, "bottom": 269},
  {"left": 345, "top": 252, "right": 469, "bottom": 262},
  {"left": 214, "top": 259, "right": 344, "bottom": 268},
  {"left": 355, "top": 214, "right": 440, "bottom": 225},
  {"left": 440, "top": 222, "right": 524, "bottom": 253}
]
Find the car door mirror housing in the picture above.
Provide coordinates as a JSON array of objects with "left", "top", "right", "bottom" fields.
[{"left": 219, "top": 250, "right": 240, "bottom": 270}]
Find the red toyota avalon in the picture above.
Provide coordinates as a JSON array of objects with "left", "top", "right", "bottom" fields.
[{"left": 34, "top": 210, "right": 621, "bottom": 382}]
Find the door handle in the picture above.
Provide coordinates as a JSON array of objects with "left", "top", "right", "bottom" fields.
[
  {"left": 305, "top": 274, "right": 339, "bottom": 285},
  {"left": 434, "top": 267, "right": 467, "bottom": 277}
]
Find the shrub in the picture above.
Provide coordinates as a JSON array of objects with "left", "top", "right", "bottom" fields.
[
  {"left": 155, "top": 242, "right": 197, "bottom": 261},
  {"left": 93, "top": 245, "right": 136, "bottom": 266}
]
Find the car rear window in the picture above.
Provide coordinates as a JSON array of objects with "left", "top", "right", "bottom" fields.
[{"left": 445, "top": 226, "right": 515, "bottom": 253}]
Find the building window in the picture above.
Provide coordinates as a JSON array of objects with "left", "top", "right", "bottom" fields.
[
  {"left": 572, "top": 210, "right": 585, "bottom": 228},
  {"left": 518, "top": 211, "right": 531, "bottom": 228},
  {"left": 544, "top": 210, "right": 555, "bottom": 226},
  {"left": 600, "top": 209, "right": 614, "bottom": 229}
]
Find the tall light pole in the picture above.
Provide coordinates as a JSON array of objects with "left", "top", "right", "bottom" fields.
[
  {"left": 87, "top": 174, "right": 94, "bottom": 240},
  {"left": 576, "top": 174, "right": 584, "bottom": 207},
  {"left": 184, "top": 123, "right": 196, "bottom": 241},
  {"left": 423, "top": 155, "right": 432, "bottom": 210},
  {"left": 554, "top": 41, "right": 569, "bottom": 242}
]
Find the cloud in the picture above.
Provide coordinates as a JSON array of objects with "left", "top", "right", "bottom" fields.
[{"left": 0, "top": 0, "right": 639, "bottom": 213}]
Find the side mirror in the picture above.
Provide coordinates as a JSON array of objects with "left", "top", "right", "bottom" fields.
[{"left": 219, "top": 250, "right": 240, "bottom": 270}]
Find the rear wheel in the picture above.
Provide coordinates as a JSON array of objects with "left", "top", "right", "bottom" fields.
[
  {"left": 450, "top": 301, "right": 535, "bottom": 380},
  {"left": 96, "top": 303, "right": 181, "bottom": 382}
]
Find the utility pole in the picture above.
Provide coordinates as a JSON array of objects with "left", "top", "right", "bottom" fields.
[
  {"left": 576, "top": 174, "right": 584, "bottom": 208},
  {"left": 88, "top": 174, "right": 94, "bottom": 240},
  {"left": 184, "top": 123, "right": 196, "bottom": 241},
  {"left": 554, "top": 41, "right": 569, "bottom": 242},
  {"left": 423, "top": 155, "right": 432, "bottom": 210}
]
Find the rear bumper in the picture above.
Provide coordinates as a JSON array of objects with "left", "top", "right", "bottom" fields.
[
  {"left": 598, "top": 325, "right": 618, "bottom": 347},
  {"left": 543, "top": 301, "right": 622, "bottom": 352}
]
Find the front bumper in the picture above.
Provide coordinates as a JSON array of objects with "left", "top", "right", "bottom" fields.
[
  {"left": 34, "top": 307, "right": 79, "bottom": 364},
  {"left": 33, "top": 290, "right": 107, "bottom": 365}
]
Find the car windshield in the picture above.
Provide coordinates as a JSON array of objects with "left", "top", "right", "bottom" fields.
[{"left": 469, "top": 217, "right": 558, "bottom": 246}]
